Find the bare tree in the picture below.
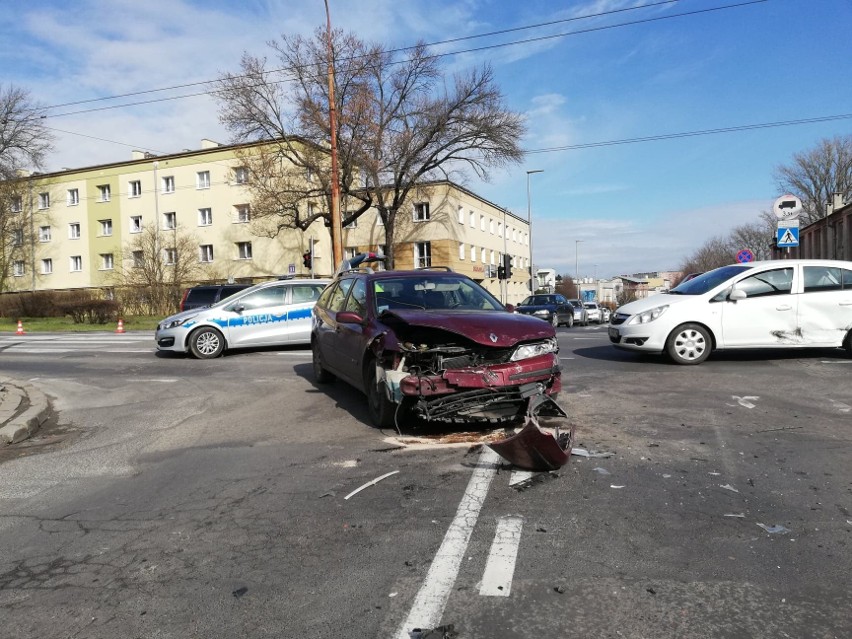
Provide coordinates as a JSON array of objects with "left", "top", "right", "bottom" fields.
[
  {"left": 114, "top": 224, "right": 208, "bottom": 316},
  {"left": 0, "top": 85, "right": 54, "bottom": 292},
  {"left": 774, "top": 135, "right": 852, "bottom": 224},
  {"left": 678, "top": 235, "right": 737, "bottom": 277},
  {"left": 729, "top": 217, "right": 775, "bottom": 261},
  {"left": 555, "top": 274, "right": 576, "bottom": 299},
  {"left": 216, "top": 29, "right": 525, "bottom": 268}
]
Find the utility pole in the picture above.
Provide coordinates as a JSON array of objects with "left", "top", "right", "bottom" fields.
[
  {"left": 575, "top": 239, "right": 583, "bottom": 298},
  {"left": 324, "top": 0, "right": 343, "bottom": 271},
  {"left": 526, "top": 169, "right": 543, "bottom": 293}
]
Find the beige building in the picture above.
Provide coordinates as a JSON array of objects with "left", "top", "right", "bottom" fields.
[{"left": 2, "top": 139, "right": 532, "bottom": 304}]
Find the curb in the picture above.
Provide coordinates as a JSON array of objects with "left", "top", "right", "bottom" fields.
[{"left": 0, "top": 378, "right": 51, "bottom": 445}]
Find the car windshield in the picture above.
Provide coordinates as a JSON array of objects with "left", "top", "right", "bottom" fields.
[
  {"left": 519, "top": 295, "right": 555, "bottom": 306},
  {"left": 373, "top": 276, "right": 503, "bottom": 312},
  {"left": 669, "top": 264, "right": 753, "bottom": 295}
]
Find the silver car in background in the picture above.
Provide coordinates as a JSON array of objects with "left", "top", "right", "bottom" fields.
[{"left": 156, "top": 278, "right": 329, "bottom": 359}]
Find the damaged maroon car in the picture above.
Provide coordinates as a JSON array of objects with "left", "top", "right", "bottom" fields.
[{"left": 311, "top": 267, "right": 562, "bottom": 428}]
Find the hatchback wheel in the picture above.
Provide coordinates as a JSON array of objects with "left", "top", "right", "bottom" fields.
[
  {"left": 844, "top": 330, "right": 852, "bottom": 357},
  {"left": 189, "top": 327, "right": 225, "bottom": 359},
  {"left": 551, "top": 314, "right": 559, "bottom": 328},
  {"left": 666, "top": 323, "right": 711, "bottom": 365},
  {"left": 366, "top": 360, "right": 396, "bottom": 429},
  {"left": 312, "top": 340, "right": 335, "bottom": 383}
]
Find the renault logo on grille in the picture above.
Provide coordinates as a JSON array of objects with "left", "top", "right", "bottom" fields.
[{"left": 489, "top": 333, "right": 498, "bottom": 343}]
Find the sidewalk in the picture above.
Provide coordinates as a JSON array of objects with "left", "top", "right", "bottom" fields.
[{"left": 0, "top": 377, "right": 51, "bottom": 445}]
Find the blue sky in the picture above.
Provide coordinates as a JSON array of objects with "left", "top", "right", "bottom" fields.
[{"left": 3, "top": 0, "right": 850, "bottom": 278}]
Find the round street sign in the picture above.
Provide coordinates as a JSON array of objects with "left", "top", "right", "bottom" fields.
[
  {"left": 773, "top": 194, "right": 802, "bottom": 220},
  {"left": 736, "top": 249, "right": 754, "bottom": 263}
]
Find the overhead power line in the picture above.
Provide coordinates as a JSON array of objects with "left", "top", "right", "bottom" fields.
[
  {"left": 524, "top": 113, "right": 852, "bottom": 153},
  {"left": 43, "top": 0, "right": 683, "bottom": 112},
  {"left": 44, "top": 0, "right": 767, "bottom": 119}
]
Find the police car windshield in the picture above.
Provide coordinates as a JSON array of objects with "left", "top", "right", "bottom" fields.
[
  {"left": 670, "top": 265, "right": 753, "bottom": 295},
  {"left": 373, "top": 276, "right": 502, "bottom": 312}
]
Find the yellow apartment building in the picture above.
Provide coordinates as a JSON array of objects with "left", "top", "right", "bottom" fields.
[{"left": 2, "top": 139, "right": 532, "bottom": 304}]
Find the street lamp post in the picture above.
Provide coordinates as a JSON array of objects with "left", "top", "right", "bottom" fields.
[
  {"left": 575, "top": 239, "right": 583, "bottom": 298},
  {"left": 526, "top": 169, "right": 543, "bottom": 293}
]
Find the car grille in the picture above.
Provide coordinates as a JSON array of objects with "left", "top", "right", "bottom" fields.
[{"left": 611, "top": 313, "right": 630, "bottom": 326}]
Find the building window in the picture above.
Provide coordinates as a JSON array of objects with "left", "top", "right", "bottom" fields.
[
  {"left": 343, "top": 213, "right": 357, "bottom": 229},
  {"left": 69, "top": 223, "right": 81, "bottom": 239},
  {"left": 41, "top": 258, "right": 53, "bottom": 275},
  {"left": 11, "top": 195, "right": 23, "bottom": 212},
  {"left": 415, "top": 241, "right": 431, "bottom": 268},
  {"left": 490, "top": 219, "right": 495, "bottom": 234},
  {"left": 237, "top": 241, "right": 253, "bottom": 260},
  {"left": 99, "top": 219, "right": 113, "bottom": 236},
  {"left": 67, "top": 189, "right": 79, "bottom": 206},
  {"left": 497, "top": 222, "right": 503, "bottom": 237},
  {"left": 13, "top": 260, "right": 24, "bottom": 277},
  {"left": 39, "top": 192, "right": 50, "bottom": 209},
  {"left": 469, "top": 211, "right": 476, "bottom": 228},
  {"left": 100, "top": 253, "right": 114, "bottom": 270},
  {"left": 199, "top": 208, "right": 212, "bottom": 226},
  {"left": 235, "top": 204, "right": 250, "bottom": 223},
  {"left": 163, "top": 212, "right": 176, "bottom": 230},
  {"left": 457, "top": 205, "right": 464, "bottom": 224},
  {"left": 344, "top": 247, "right": 358, "bottom": 260},
  {"left": 200, "top": 244, "right": 214, "bottom": 263},
  {"left": 162, "top": 175, "right": 175, "bottom": 193},
  {"left": 164, "top": 248, "right": 177, "bottom": 265},
  {"left": 97, "top": 184, "right": 111, "bottom": 202},
  {"left": 196, "top": 171, "right": 210, "bottom": 189},
  {"left": 490, "top": 250, "right": 496, "bottom": 265},
  {"left": 12, "top": 228, "right": 23, "bottom": 246},
  {"left": 458, "top": 243, "right": 465, "bottom": 260},
  {"left": 132, "top": 251, "right": 144, "bottom": 268},
  {"left": 233, "top": 166, "right": 249, "bottom": 184},
  {"left": 130, "top": 216, "right": 142, "bottom": 233},
  {"left": 39, "top": 226, "right": 51, "bottom": 242},
  {"left": 513, "top": 228, "right": 517, "bottom": 242},
  {"left": 481, "top": 248, "right": 487, "bottom": 264},
  {"left": 413, "top": 202, "right": 430, "bottom": 222},
  {"left": 480, "top": 216, "right": 485, "bottom": 232},
  {"left": 128, "top": 180, "right": 142, "bottom": 198},
  {"left": 70, "top": 256, "right": 82, "bottom": 272}
]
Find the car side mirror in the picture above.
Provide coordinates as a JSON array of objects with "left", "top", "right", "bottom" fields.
[
  {"left": 230, "top": 304, "right": 245, "bottom": 313},
  {"left": 729, "top": 288, "right": 746, "bottom": 301},
  {"left": 505, "top": 304, "right": 515, "bottom": 313},
  {"left": 336, "top": 311, "right": 365, "bottom": 325}
]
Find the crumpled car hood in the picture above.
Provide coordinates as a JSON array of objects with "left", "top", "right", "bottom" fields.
[{"left": 381, "top": 309, "right": 554, "bottom": 347}]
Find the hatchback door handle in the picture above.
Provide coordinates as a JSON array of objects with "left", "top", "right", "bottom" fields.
[{"left": 776, "top": 304, "right": 792, "bottom": 311}]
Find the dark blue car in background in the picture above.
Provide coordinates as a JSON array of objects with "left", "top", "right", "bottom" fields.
[{"left": 515, "top": 294, "right": 575, "bottom": 327}]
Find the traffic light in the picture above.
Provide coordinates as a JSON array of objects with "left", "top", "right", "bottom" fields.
[
  {"left": 497, "top": 265, "right": 506, "bottom": 280},
  {"left": 503, "top": 254, "right": 513, "bottom": 279},
  {"left": 302, "top": 251, "right": 312, "bottom": 269}
]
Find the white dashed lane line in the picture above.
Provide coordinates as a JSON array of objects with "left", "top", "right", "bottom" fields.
[{"left": 479, "top": 516, "right": 525, "bottom": 597}]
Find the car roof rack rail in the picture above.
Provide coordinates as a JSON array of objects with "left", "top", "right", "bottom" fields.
[{"left": 416, "top": 265, "right": 453, "bottom": 272}]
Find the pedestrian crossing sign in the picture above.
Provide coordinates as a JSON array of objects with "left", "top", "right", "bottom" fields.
[{"left": 777, "top": 226, "right": 799, "bottom": 247}]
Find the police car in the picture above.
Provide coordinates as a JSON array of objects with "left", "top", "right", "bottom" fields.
[{"left": 156, "top": 278, "right": 329, "bottom": 359}]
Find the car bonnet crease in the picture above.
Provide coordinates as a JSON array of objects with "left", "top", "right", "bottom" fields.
[{"left": 379, "top": 309, "right": 553, "bottom": 347}]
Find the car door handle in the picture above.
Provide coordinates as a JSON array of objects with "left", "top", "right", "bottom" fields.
[
  {"left": 775, "top": 304, "right": 792, "bottom": 311},
  {"left": 840, "top": 301, "right": 852, "bottom": 306}
]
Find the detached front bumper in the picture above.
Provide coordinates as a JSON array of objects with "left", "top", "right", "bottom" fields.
[{"left": 398, "top": 353, "right": 562, "bottom": 421}]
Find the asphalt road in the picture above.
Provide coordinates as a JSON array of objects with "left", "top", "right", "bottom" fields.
[{"left": 0, "top": 328, "right": 850, "bottom": 638}]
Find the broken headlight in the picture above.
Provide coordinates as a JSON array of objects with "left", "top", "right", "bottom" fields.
[{"left": 510, "top": 338, "right": 557, "bottom": 361}]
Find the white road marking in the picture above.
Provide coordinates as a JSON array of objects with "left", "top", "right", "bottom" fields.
[
  {"left": 509, "top": 471, "right": 534, "bottom": 486},
  {"left": 821, "top": 360, "right": 852, "bottom": 364},
  {"left": 395, "top": 447, "right": 500, "bottom": 639},
  {"left": 478, "top": 516, "right": 524, "bottom": 597}
]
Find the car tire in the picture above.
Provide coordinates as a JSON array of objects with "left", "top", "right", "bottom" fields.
[
  {"left": 188, "top": 327, "right": 225, "bottom": 359},
  {"left": 665, "top": 323, "right": 711, "bottom": 365},
  {"left": 365, "top": 360, "right": 396, "bottom": 429},
  {"left": 312, "top": 340, "right": 335, "bottom": 383},
  {"left": 566, "top": 315, "right": 573, "bottom": 328},
  {"left": 844, "top": 330, "right": 852, "bottom": 357},
  {"left": 551, "top": 314, "right": 559, "bottom": 328}
]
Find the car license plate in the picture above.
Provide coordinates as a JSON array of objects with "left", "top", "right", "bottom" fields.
[{"left": 608, "top": 327, "right": 619, "bottom": 340}]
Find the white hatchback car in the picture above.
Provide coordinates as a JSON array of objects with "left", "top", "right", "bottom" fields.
[
  {"left": 156, "top": 278, "right": 329, "bottom": 358},
  {"left": 610, "top": 259, "right": 852, "bottom": 364}
]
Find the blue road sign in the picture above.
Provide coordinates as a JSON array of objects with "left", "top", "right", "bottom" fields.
[
  {"left": 777, "top": 227, "right": 799, "bottom": 247},
  {"left": 736, "top": 249, "right": 754, "bottom": 263}
]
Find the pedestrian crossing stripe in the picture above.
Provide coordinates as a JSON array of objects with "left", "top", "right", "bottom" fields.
[{"left": 777, "top": 227, "right": 799, "bottom": 247}]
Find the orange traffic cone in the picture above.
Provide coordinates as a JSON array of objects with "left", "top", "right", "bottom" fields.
[
  {"left": 16, "top": 319, "right": 25, "bottom": 335},
  {"left": 115, "top": 318, "right": 126, "bottom": 334}
]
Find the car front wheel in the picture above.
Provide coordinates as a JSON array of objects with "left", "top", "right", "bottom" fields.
[
  {"left": 666, "top": 323, "right": 711, "bottom": 365},
  {"left": 551, "top": 314, "right": 559, "bottom": 328},
  {"left": 365, "top": 360, "right": 396, "bottom": 429},
  {"left": 312, "top": 340, "right": 335, "bottom": 383},
  {"left": 188, "top": 327, "right": 225, "bottom": 359}
]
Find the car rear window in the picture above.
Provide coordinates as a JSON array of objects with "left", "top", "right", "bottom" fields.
[{"left": 187, "top": 289, "right": 217, "bottom": 305}]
